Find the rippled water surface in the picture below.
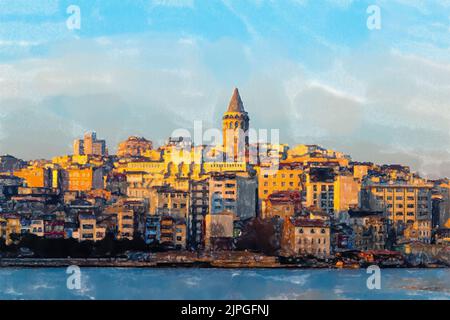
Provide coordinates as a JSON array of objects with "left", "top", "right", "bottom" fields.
[{"left": 0, "top": 268, "right": 449, "bottom": 300}]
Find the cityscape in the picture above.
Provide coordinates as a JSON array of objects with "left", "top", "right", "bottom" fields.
[
  {"left": 0, "top": 88, "right": 449, "bottom": 269},
  {"left": 0, "top": 0, "right": 450, "bottom": 303}
]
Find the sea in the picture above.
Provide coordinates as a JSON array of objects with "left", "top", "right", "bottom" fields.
[{"left": 0, "top": 268, "right": 449, "bottom": 300}]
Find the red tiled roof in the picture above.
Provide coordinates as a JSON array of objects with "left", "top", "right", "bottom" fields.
[{"left": 290, "top": 218, "right": 328, "bottom": 228}]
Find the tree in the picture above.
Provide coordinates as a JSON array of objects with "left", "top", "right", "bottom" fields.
[{"left": 235, "top": 218, "right": 281, "bottom": 256}]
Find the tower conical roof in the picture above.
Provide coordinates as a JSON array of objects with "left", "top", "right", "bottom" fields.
[{"left": 227, "top": 88, "right": 245, "bottom": 113}]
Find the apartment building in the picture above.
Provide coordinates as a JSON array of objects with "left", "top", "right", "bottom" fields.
[
  {"left": 209, "top": 172, "right": 256, "bottom": 220},
  {"left": 281, "top": 217, "right": 331, "bottom": 258}
]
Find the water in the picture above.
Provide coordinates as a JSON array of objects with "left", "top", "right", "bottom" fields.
[{"left": 0, "top": 268, "right": 449, "bottom": 300}]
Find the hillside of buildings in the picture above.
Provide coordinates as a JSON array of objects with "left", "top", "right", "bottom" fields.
[{"left": 0, "top": 89, "right": 449, "bottom": 267}]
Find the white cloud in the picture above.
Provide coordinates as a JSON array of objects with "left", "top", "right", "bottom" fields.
[{"left": 0, "top": 12, "right": 449, "bottom": 178}]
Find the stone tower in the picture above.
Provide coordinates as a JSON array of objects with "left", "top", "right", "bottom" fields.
[{"left": 222, "top": 88, "right": 250, "bottom": 162}]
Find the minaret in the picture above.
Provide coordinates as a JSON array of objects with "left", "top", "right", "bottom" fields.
[{"left": 222, "top": 88, "right": 250, "bottom": 162}]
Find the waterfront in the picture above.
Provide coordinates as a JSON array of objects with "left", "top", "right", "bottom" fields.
[{"left": 0, "top": 268, "right": 449, "bottom": 300}]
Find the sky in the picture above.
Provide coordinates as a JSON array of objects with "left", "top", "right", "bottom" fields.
[{"left": 0, "top": 0, "right": 449, "bottom": 178}]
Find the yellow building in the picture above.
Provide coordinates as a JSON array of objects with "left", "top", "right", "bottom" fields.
[
  {"left": 160, "top": 215, "right": 187, "bottom": 249},
  {"left": 203, "top": 161, "right": 247, "bottom": 174},
  {"left": 256, "top": 163, "right": 303, "bottom": 200},
  {"left": 117, "top": 210, "right": 134, "bottom": 240},
  {"left": 333, "top": 175, "right": 361, "bottom": 216},
  {"left": 30, "top": 219, "right": 44, "bottom": 237},
  {"left": 52, "top": 155, "right": 90, "bottom": 168},
  {"left": 117, "top": 136, "right": 153, "bottom": 158},
  {"left": 352, "top": 163, "right": 372, "bottom": 180},
  {"left": 363, "top": 181, "right": 433, "bottom": 225},
  {"left": 75, "top": 215, "right": 106, "bottom": 242},
  {"left": 118, "top": 161, "right": 166, "bottom": 174},
  {"left": 142, "top": 149, "right": 163, "bottom": 161},
  {"left": 0, "top": 215, "right": 21, "bottom": 245}
]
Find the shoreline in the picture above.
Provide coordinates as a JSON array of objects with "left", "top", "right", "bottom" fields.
[{"left": 0, "top": 257, "right": 447, "bottom": 269}]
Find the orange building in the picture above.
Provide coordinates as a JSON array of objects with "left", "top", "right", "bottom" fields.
[
  {"left": 62, "top": 167, "right": 104, "bottom": 192},
  {"left": 13, "top": 167, "right": 52, "bottom": 188}
]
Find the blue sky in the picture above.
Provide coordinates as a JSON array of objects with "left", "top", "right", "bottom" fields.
[{"left": 0, "top": 0, "right": 449, "bottom": 178}]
